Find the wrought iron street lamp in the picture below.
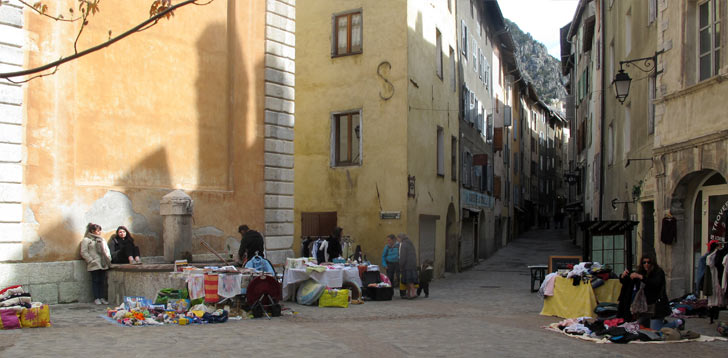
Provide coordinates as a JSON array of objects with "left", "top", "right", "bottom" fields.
[{"left": 613, "top": 50, "right": 664, "bottom": 104}]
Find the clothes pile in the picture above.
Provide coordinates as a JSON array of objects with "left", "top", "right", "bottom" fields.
[
  {"left": 0, "top": 285, "right": 51, "bottom": 329},
  {"left": 105, "top": 297, "right": 229, "bottom": 327},
  {"left": 539, "top": 262, "right": 615, "bottom": 297},
  {"left": 549, "top": 316, "right": 705, "bottom": 343}
]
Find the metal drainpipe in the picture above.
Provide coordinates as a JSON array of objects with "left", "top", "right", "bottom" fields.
[{"left": 598, "top": 0, "right": 606, "bottom": 221}]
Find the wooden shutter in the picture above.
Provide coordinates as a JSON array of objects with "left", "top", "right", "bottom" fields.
[
  {"left": 301, "top": 212, "right": 337, "bottom": 236},
  {"left": 494, "top": 127, "right": 503, "bottom": 152},
  {"left": 494, "top": 176, "right": 502, "bottom": 199}
]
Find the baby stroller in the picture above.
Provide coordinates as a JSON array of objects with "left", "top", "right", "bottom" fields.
[{"left": 244, "top": 254, "right": 282, "bottom": 318}]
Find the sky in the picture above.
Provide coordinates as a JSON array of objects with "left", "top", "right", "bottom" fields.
[{"left": 498, "top": 0, "right": 580, "bottom": 59}]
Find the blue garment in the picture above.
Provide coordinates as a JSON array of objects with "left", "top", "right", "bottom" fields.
[
  {"left": 695, "top": 254, "right": 708, "bottom": 292},
  {"left": 381, "top": 244, "right": 399, "bottom": 268},
  {"left": 245, "top": 255, "right": 275, "bottom": 274}
]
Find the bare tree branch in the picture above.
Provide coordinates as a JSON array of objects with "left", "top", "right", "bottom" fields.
[
  {"left": 1, "top": 0, "right": 205, "bottom": 80},
  {"left": 17, "top": 0, "right": 82, "bottom": 22}
]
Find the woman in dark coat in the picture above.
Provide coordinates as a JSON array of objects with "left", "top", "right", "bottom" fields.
[
  {"left": 326, "top": 227, "right": 343, "bottom": 261},
  {"left": 397, "top": 233, "right": 418, "bottom": 299},
  {"left": 625, "top": 254, "right": 682, "bottom": 329},
  {"left": 108, "top": 226, "right": 142, "bottom": 264}
]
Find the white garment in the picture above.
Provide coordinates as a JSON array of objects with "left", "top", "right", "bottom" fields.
[
  {"left": 187, "top": 274, "right": 205, "bottom": 300},
  {"left": 218, "top": 273, "right": 242, "bottom": 298},
  {"left": 539, "top": 272, "right": 558, "bottom": 298},
  {"left": 706, "top": 251, "right": 725, "bottom": 307}
]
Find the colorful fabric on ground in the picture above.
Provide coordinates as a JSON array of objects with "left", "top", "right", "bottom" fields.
[{"left": 19, "top": 304, "right": 51, "bottom": 328}]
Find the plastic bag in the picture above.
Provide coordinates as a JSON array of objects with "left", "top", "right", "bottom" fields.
[
  {"left": 19, "top": 304, "right": 51, "bottom": 328},
  {"left": 318, "top": 289, "right": 350, "bottom": 308},
  {"left": 630, "top": 283, "right": 648, "bottom": 314},
  {"left": 296, "top": 279, "right": 325, "bottom": 306}
]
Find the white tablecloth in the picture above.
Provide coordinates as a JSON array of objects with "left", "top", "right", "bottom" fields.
[{"left": 282, "top": 266, "right": 363, "bottom": 300}]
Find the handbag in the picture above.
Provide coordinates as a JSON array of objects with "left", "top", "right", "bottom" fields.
[
  {"left": 630, "top": 282, "right": 648, "bottom": 314},
  {"left": 318, "top": 289, "right": 350, "bottom": 308}
]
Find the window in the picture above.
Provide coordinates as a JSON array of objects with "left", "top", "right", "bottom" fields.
[
  {"left": 699, "top": 0, "right": 721, "bottom": 81},
  {"left": 331, "top": 111, "right": 361, "bottom": 166},
  {"left": 648, "top": 0, "right": 657, "bottom": 25},
  {"left": 450, "top": 47, "right": 456, "bottom": 91},
  {"left": 648, "top": 77, "right": 655, "bottom": 134},
  {"left": 437, "top": 126, "right": 445, "bottom": 176},
  {"left": 333, "top": 11, "right": 362, "bottom": 56},
  {"left": 472, "top": 39, "right": 478, "bottom": 71},
  {"left": 591, "top": 234, "right": 626, "bottom": 274},
  {"left": 625, "top": 8, "right": 632, "bottom": 55},
  {"left": 478, "top": 48, "right": 483, "bottom": 81},
  {"left": 461, "top": 21, "right": 468, "bottom": 57},
  {"left": 623, "top": 106, "right": 631, "bottom": 156},
  {"left": 607, "top": 124, "right": 614, "bottom": 165},
  {"left": 448, "top": 0, "right": 452, "bottom": 13},
  {"left": 436, "top": 29, "right": 443, "bottom": 79},
  {"left": 451, "top": 136, "right": 457, "bottom": 181},
  {"left": 463, "top": 151, "right": 472, "bottom": 188}
]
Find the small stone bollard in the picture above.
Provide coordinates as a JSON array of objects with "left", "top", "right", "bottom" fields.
[{"left": 160, "top": 190, "right": 194, "bottom": 262}]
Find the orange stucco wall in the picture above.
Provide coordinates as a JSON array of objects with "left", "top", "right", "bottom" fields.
[{"left": 21, "top": 0, "right": 267, "bottom": 261}]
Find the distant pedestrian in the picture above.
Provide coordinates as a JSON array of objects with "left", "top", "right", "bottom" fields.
[
  {"left": 397, "top": 233, "right": 418, "bottom": 299},
  {"left": 417, "top": 260, "right": 433, "bottom": 298},
  {"left": 237, "top": 225, "right": 265, "bottom": 265},
  {"left": 80, "top": 223, "right": 111, "bottom": 305},
  {"left": 381, "top": 234, "right": 400, "bottom": 287}
]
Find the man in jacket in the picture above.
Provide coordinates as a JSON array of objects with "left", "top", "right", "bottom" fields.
[{"left": 237, "top": 225, "right": 265, "bottom": 265}]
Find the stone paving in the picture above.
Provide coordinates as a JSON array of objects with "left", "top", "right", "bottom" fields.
[{"left": 1, "top": 229, "right": 726, "bottom": 357}]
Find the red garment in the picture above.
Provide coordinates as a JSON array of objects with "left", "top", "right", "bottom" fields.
[{"left": 604, "top": 318, "right": 624, "bottom": 327}]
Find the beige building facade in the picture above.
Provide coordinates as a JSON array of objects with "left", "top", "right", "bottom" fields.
[
  {"left": 295, "top": 0, "right": 459, "bottom": 276},
  {"left": 0, "top": 0, "right": 296, "bottom": 303}
]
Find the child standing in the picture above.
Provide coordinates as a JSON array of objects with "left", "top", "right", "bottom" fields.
[{"left": 417, "top": 260, "right": 433, "bottom": 298}]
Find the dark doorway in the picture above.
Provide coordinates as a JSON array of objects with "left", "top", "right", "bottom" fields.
[{"left": 641, "top": 201, "right": 655, "bottom": 259}]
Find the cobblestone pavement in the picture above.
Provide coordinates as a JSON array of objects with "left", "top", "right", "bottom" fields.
[{"left": 2, "top": 229, "right": 726, "bottom": 357}]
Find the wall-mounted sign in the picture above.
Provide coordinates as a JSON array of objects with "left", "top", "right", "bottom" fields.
[{"left": 461, "top": 189, "right": 493, "bottom": 209}]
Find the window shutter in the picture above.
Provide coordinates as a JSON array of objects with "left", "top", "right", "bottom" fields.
[
  {"left": 494, "top": 176, "right": 501, "bottom": 199},
  {"left": 494, "top": 127, "right": 503, "bottom": 152}
]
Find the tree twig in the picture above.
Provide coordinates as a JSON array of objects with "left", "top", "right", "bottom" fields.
[
  {"left": 1, "top": 0, "right": 206, "bottom": 80},
  {"left": 17, "top": 0, "right": 82, "bottom": 22}
]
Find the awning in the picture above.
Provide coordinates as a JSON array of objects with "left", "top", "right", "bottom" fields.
[{"left": 463, "top": 206, "right": 482, "bottom": 213}]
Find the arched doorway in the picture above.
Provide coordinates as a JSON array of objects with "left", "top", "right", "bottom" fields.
[{"left": 666, "top": 170, "right": 727, "bottom": 296}]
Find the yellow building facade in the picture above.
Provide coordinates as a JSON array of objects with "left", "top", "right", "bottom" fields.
[{"left": 295, "top": 0, "right": 459, "bottom": 276}]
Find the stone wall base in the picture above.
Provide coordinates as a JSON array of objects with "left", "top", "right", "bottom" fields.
[{"left": 0, "top": 260, "right": 93, "bottom": 304}]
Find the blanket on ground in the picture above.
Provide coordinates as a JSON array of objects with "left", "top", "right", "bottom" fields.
[{"left": 544, "top": 322, "right": 728, "bottom": 344}]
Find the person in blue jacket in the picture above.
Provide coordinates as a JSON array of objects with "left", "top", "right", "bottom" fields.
[{"left": 381, "top": 234, "right": 400, "bottom": 286}]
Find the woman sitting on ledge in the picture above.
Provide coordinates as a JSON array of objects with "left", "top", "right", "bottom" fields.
[{"left": 108, "top": 226, "right": 142, "bottom": 264}]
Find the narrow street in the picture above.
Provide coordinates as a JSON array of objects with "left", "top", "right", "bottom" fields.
[{"left": 1, "top": 229, "right": 725, "bottom": 357}]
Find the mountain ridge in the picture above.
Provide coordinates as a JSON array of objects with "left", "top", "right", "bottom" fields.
[{"left": 504, "top": 19, "right": 566, "bottom": 106}]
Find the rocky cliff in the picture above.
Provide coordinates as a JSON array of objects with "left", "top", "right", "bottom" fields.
[{"left": 505, "top": 19, "right": 566, "bottom": 105}]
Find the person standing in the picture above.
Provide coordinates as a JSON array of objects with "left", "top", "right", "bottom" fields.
[
  {"left": 237, "top": 225, "right": 265, "bottom": 265},
  {"left": 397, "top": 233, "right": 418, "bottom": 299},
  {"left": 108, "top": 226, "right": 142, "bottom": 264},
  {"left": 381, "top": 234, "right": 400, "bottom": 287},
  {"left": 326, "top": 227, "right": 343, "bottom": 261},
  {"left": 80, "top": 223, "right": 111, "bottom": 305}
]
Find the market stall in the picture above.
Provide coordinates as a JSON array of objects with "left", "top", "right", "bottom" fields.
[
  {"left": 282, "top": 263, "right": 363, "bottom": 301},
  {"left": 540, "top": 275, "right": 621, "bottom": 318}
]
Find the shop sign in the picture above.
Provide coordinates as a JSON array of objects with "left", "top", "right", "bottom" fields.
[{"left": 461, "top": 189, "right": 493, "bottom": 209}]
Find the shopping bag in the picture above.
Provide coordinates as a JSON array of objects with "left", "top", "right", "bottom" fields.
[
  {"left": 0, "top": 309, "right": 21, "bottom": 330},
  {"left": 630, "top": 283, "right": 648, "bottom": 314},
  {"left": 19, "top": 305, "right": 51, "bottom": 328},
  {"left": 318, "top": 289, "right": 350, "bottom": 308}
]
